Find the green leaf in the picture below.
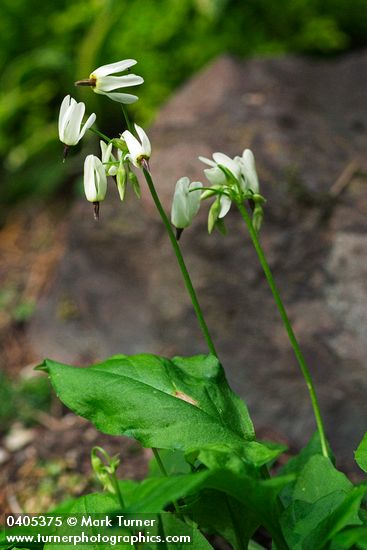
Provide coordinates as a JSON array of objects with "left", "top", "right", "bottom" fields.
[
  {"left": 248, "top": 542, "right": 267, "bottom": 550},
  {"left": 124, "top": 468, "right": 292, "bottom": 548},
  {"left": 292, "top": 455, "right": 352, "bottom": 503},
  {"left": 281, "top": 455, "right": 365, "bottom": 549},
  {"left": 200, "top": 470, "right": 293, "bottom": 548},
  {"left": 118, "top": 471, "right": 211, "bottom": 513},
  {"left": 185, "top": 489, "right": 258, "bottom": 549},
  {"left": 39, "top": 353, "right": 255, "bottom": 452},
  {"left": 331, "top": 524, "right": 367, "bottom": 549},
  {"left": 280, "top": 432, "right": 334, "bottom": 477},
  {"left": 151, "top": 513, "right": 214, "bottom": 550},
  {"left": 190, "top": 441, "right": 286, "bottom": 473},
  {"left": 280, "top": 432, "right": 334, "bottom": 506},
  {"left": 355, "top": 432, "right": 367, "bottom": 473},
  {"left": 44, "top": 493, "right": 120, "bottom": 550},
  {"left": 148, "top": 449, "right": 191, "bottom": 477},
  {"left": 119, "top": 468, "right": 292, "bottom": 547},
  {"left": 303, "top": 486, "right": 366, "bottom": 549}
]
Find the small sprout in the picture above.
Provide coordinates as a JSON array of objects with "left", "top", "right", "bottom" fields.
[{"left": 91, "top": 446, "right": 120, "bottom": 496}]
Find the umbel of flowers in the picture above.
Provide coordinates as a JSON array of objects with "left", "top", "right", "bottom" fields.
[{"left": 58, "top": 58, "right": 265, "bottom": 228}]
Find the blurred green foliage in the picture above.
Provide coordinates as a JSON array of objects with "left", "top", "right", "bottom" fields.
[
  {"left": 1, "top": 0, "right": 367, "bottom": 206},
  {"left": 0, "top": 370, "right": 51, "bottom": 430}
]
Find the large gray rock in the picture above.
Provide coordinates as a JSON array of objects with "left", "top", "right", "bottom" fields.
[{"left": 30, "top": 53, "right": 367, "bottom": 468}]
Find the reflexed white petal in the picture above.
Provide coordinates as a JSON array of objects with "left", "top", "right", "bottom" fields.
[
  {"left": 171, "top": 178, "right": 202, "bottom": 228},
  {"left": 122, "top": 130, "right": 142, "bottom": 166},
  {"left": 84, "top": 155, "right": 97, "bottom": 202},
  {"left": 187, "top": 181, "right": 203, "bottom": 216},
  {"left": 241, "top": 149, "right": 259, "bottom": 193},
  {"left": 96, "top": 74, "right": 144, "bottom": 92},
  {"left": 100, "top": 141, "right": 112, "bottom": 162},
  {"left": 95, "top": 90, "right": 139, "bottom": 104},
  {"left": 198, "top": 156, "right": 216, "bottom": 167},
  {"left": 212, "top": 152, "right": 241, "bottom": 179},
  {"left": 78, "top": 112, "right": 96, "bottom": 140},
  {"left": 218, "top": 195, "right": 231, "bottom": 218},
  {"left": 135, "top": 124, "right": 151, "bottom": 156},
  {"left": 63, "top": 102, "right": 85, "bottom": 145},
  {"left": 59, "top": 103, "right": 75, "bottom": 142},
  {"left": 83, "top": 155, "right": 107, "bottom": 202},
  {"left": 171, "top": 177, "right": 190, "bottom": 228},
  {"left": 92, "top": 59, "right": 137, "bottom": 78},
  {"left": 58, "top": 95, "right": 72, "bottom": 138},
  {"left": 204, "top": 167, "right": 226, "bottom": 186},
  {"left": 94, "top": 159, "right": 107, "bottom": 200}
]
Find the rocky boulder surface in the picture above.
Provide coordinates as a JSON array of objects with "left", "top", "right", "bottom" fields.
[{"left": 30, "top": 52, "right": 367, "bottom": 468}]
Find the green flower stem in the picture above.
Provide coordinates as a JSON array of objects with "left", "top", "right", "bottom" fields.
[
  {"left": 152, "top": 449, "right": 183, "bottom": 519},
  {"left": 89, "top": 126, "right": 112, "bottom": 142},
  {"left": 152, "top": 448, "right": 168, "bottom": 476},
  {"left": 142, "top": 167, "right": 218, "bottom": 357},
  {"left": 120, "top": 105, "right": 217, "bottom": 356},
  {"left": 236, "top": 202, "right": 329, "bottom": 459},
  {"left": 224, "top": 496, "right": 246, "bottom": 550},
  {"left": 110, "top": 471, "right": 125, "bottom": 509},
  {"left": 121, "top": 105, "right": 134, "bottom": 133}
]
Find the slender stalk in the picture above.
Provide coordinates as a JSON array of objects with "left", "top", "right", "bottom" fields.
[
  {"left": 152, "top": 449, "right": 183, "bottom": 519},
  {"left": 237, "top": 202, "right": 329, "bottom": 459},
  {"left": 121, "top": 105, "right": 134, "bottom": 133},
  {"left": 120, "top": 105, "right": 217, "bottom": 356},
  {"left": 89, "top": 126, "right": 112, "bottom": 142},
  {"left": 225, "top": 495, "right": 246, "bottom": 550},
  {"left": 152, "top": 448, "right": 168, "bottom": 476},
  {"left": 110, "top": 472, "right": 125, "bottom": 509},
  {"left": 142, "top": 167, "right": 218, "bottom": 357}
]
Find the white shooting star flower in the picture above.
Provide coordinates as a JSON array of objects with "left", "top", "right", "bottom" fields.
[
  {"left": 75, "top": 59, "right": 144, "bottom": 104},
  {"left": 122, "top": 124, "right": 151, "bottom": 168},
  {"left": 171, "top": 177, "right": 203, "bottom": 229},
  {"left": 58, "top": 95, "right": 96, "bottom": 146}
]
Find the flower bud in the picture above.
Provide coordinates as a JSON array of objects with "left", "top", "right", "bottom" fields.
[
  {"left": 252, "top": 203, "right": 264, "bottom": 232},
  {"left": 128, "top": 170, "right": 141, "bottom": 198}
]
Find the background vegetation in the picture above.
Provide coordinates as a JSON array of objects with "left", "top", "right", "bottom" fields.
[{"left": 1, "top": 0, "right": 367, "bottom": 208}]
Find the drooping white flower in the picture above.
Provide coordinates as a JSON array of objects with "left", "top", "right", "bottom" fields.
[
  {"left": 199, "top": 152, "right": 241, "bottom": 183},
  {"left": 83, "top": 155, "right": 107, "bottom": 203},
  {"left": 171, "top": 177, "right": 203, "bottom": 229},
  {"left": 234, "top": 149, "right": 260, "bottom": 193},
  {"left": 75, "top": 59, "right": 144, "bottom": 104},
  {"left": 58, "top": 95, "right": 96, "bottom": 146},
  {"left": 122, "top": 124, "right": 151, "bottom": 167}
]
